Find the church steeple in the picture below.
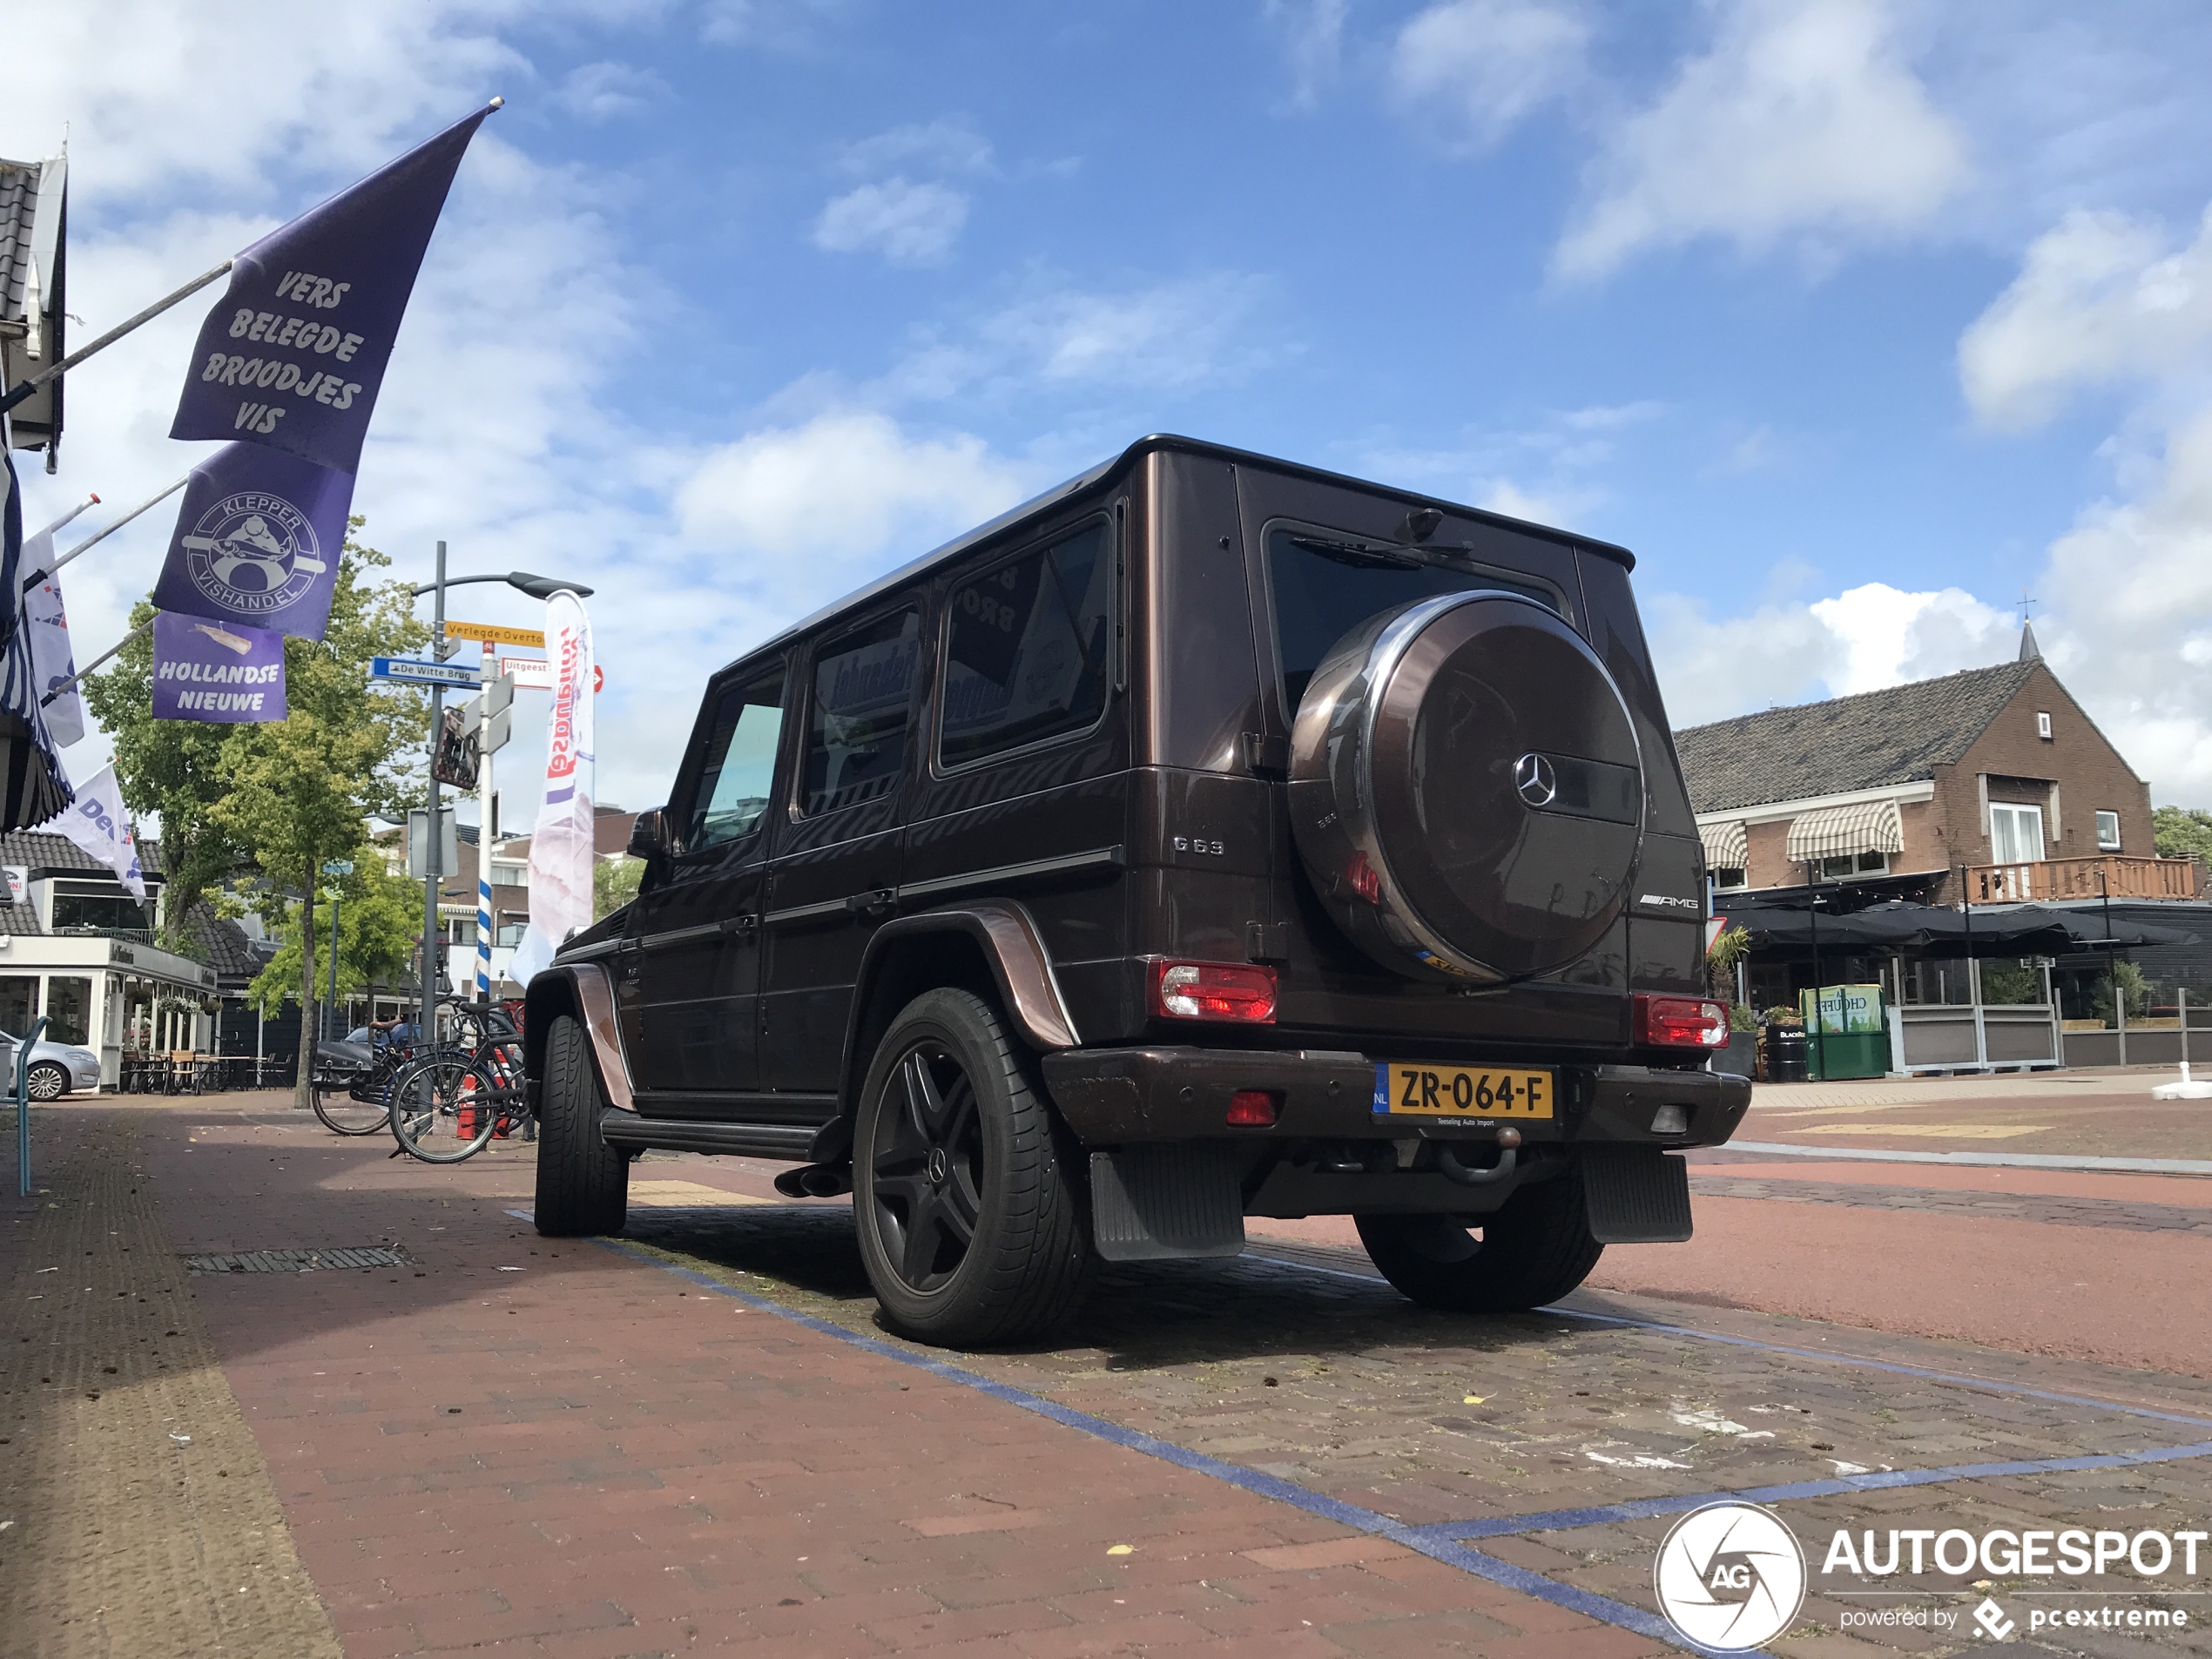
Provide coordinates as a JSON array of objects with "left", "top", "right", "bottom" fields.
[{"left": 2019, "top": 620, "right": 2042, "bottom": 662}]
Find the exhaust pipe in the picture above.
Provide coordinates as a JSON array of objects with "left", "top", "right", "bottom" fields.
[{"left": 772, "top": 1163, "right": 853, "bottom": 1199}]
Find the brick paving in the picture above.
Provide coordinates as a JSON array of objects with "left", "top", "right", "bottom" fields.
[
  {"left": 1686, "top": 1174, "right": 2212, "bottom": 1234},
  {"left": 9, "top": 1090, "right": 2212, "bottom": 1656}
]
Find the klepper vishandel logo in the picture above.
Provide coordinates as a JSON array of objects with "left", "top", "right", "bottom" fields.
[
  {"left": 1653, "top": 1502, "right": 1808, "bottom": 1651},
  {"left": 176, "top": 489, "right": 328, "bottom": 613}
]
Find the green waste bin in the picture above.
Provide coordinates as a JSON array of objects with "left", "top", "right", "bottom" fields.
[{"left": 1800, "top": 984, "right": 1889, "bottom": 1081}]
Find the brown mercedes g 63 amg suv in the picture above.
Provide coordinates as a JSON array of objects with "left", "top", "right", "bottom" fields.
[{"left": 526, "top": 435, "right": 1750, "bottom": 1345}]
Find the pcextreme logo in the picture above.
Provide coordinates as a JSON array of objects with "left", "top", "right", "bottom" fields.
[{"left": 1653, "top": 1502, "right": 1808, "bottom": 1651}]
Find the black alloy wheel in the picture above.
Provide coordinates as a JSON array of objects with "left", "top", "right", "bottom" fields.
[
  {"left": 870, "top": 1043, "right": 986, "bottom": 1294},
  {"left": 853, "top": 989, "right": 1094, "bottom": 1347}
]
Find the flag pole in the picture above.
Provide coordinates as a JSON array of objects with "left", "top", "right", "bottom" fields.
[
  {"left": 0, "top": 261, "right": 234, "bottom": 412},
  {"left": 24, "top": 475, "right": 189, "bottom": 591},
  {"left": 40, "top": 617, "right": 152, "bottom": 705}
]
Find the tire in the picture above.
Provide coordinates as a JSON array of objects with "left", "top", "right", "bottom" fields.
[
  {"left": 25, "top": 1062, "right": 68, "bottom": 1102},
  {"left": 1356, "top": 1162, "right": 1602, "bottom": 1313},
  {"left": 534, "top": 1015, "right": 628, "bottom": 1236},
  {"left": 853, "top": 989, "right": 1094, "bottom": 1347},
  {"left": 312, "top": 1076, "right": 391, "bottom": 1135},
  {"left": 388, "top": 1056, "right": 501, "bottom": 1163}
]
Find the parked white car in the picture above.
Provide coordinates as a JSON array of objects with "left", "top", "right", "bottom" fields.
[{"left": 2, "top": 1029, "right": 105, "bottom": 1100}]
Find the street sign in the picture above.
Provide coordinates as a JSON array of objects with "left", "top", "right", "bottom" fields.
[
  {"left": 501, "top": 655, "right": 604, "bottom": 692},
  {"left": 482, "top": 706, "right": 513, "bottom": 753},
  {"left": 321, "top": 860, "right": 355, "bottom": 877},
  {"left": 373, "top": 656, "right": 478, "bottom": 688},
  {"left": 447, "top": 620, "right": 546, "bottom": 648},
  {"left": 407, "top": 807, "right": 458, "bottom": 879},
  {"left": 482, "top": 673, "right": 514, "bottom": 717}
]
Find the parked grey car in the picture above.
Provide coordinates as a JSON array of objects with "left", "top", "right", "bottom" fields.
[{"left": 3, "top": 1029, "right": 105, "bottom": 1099}]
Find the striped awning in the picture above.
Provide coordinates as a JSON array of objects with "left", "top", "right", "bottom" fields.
[
  {"left": 1698, "top": 819, "right": 1749, "bottom": 870},
  {"left": 1785, "top": 799, "right": 1905, "bottom": 862}
]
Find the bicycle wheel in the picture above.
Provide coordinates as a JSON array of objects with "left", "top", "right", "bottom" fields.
[
  {"left": 312, "top": 1074, "right": 391, "bottom": 1135},
  {"left": 388, "top": 1055, "right": 502, "bottom": 1163}
]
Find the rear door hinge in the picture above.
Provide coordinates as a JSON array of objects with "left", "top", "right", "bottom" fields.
[{"left": 1246, "top": 921, "right": 1290, "bottom": 962}]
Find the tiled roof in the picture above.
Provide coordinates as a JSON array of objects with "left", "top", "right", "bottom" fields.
[
  {"left": 182, "top": 904, "right": 267, "bottom": 983},
  {"left": 0, "top": 157, "right": 40, "bottom": 321},
  {"left": 0, "top": 829, "right": 165, "bottom": 880},
  {"left": 1674, "top": 662, "right": 2038, "bottom": 815},
  {"left": 0, "top": 900, "right": 44, "bottom": 936}
]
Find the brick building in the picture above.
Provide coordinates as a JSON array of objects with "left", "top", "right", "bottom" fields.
[{"left": 1673, "top": 630, "right": 2195, "bottom": 908}]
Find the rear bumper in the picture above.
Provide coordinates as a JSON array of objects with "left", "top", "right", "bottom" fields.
[{"left": 1039, "top": 1045, "right": 1750, "bottom": 1149}]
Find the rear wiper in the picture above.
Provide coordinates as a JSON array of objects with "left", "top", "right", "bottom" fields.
[{"left": 1286, "top": 534, "right": 1429, "bottom": 570}]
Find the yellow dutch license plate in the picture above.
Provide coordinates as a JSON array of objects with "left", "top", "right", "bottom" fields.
[{"left": 1373, "top": 1062, "right": 1555, "bottom": 1120}]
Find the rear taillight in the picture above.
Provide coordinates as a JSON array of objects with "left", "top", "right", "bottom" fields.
[
  {"left": 1150, "top": 961, "right": 1278, "bottom": 1023},
  {"left": 1634, "top": 994, "right": 1730, "bottom": 1049}
]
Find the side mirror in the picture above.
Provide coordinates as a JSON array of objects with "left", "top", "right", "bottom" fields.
[{"left": 628, "top": 806, "right": 672, "bottom": 866}]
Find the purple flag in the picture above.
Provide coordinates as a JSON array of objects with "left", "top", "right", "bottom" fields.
[
  {"left": 169, "top": 105, "right": 495, "bottom": 475},
  {"left": 152, "top": 611, "right": 287, "bottom": 724},
  {"left": 152, "top": 442, "right": 354, "bottom": 639}
]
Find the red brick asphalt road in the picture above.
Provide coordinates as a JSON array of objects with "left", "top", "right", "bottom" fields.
[{"left": 11, "top": 1091, "right": 2212, "bottom": 1656}]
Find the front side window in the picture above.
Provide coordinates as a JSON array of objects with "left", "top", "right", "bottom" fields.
[
  {"left": 2096, "top": 810, "right": 2121, "bottom": 852},
  {"left": 803, "top": 610, "right": 920, "bottom": 815},
  {"left": 1990, "top": 803, "right": 2047, "bottom": 864},
  {"left": 685, "top": 672, "right": 787, "bottom": 849},
  {"left": 1267, "top": 524, "right": 1561, "bottom": 716},
  {"left": 941, "top": 523, "right": 1113, "bottom": 767}
]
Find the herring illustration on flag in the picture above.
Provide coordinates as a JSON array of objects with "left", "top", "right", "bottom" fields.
[
  {"left": 509, "top": 590, "right": 594, "bottom": 987},
  {"left": 19, "top": 500, "right": 98, "bottom": 749},
  {"left": 152, "top": 442, "right": 355, "bottom": 640},
  {"left": 39, "top": 761, "right": 143, "bottom": 901},
  {"left": 168, "top": 103, "right": 497, "bottom": 475}
]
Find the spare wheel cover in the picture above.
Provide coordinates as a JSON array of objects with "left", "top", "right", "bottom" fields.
[{"left": 1288, "top": 590, "right": 1643, "bottom": 981}]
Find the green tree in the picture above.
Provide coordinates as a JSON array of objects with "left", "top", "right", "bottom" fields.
[
  {"left": 245, "top": 852, "right": 421, "bottom": 1022},
  {"left": 2153, "top": 806, "right": 2212, "bottom": 862},
  {"left": 594, "top": 855, "right": 644, "bottom": 921},
  {"left": 87, "top": 524, "right": 430, "bottom": 1101}
]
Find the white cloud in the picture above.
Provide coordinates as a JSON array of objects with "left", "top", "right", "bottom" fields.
[
  {"left": 1808, "top": 583, "right": 2017, "bottom": 691},
  {"left": 556, "top": 60, "right": 669, "bottom": 121},
  {"left": 1959, "top": 206, "right": 2212, "bottom": 431},
  {"left": 840, "top": 118, "right": 994, "bottom": 178},
  {"left": 1555, "top": 0, "right": 1968, "bottom": 279},
  {"left": 812, "top": 179, "right": 969, "bottom": 266},
  {"left": 674, "top": 410, "right": 1032, "bottom": 574},
  {"left": 1391, "top": 0, "right": 1588, "bottom": 145},
  {"left": 1266, "top": 0, "right": 1351, "bottom": 111}
]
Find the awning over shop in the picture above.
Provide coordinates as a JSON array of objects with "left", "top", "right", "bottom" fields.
[
  {"left": 1784, "top": 799, "right": 1904, "bottom": 862},
  {"left": 1698, "top": 819, "right": 1748, "bottom": 869},
  {"left": 1714, "top": 897, "right": 2199, "bottom": 958}
]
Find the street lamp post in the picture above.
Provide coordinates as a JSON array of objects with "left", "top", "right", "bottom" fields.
[{"left": 405, "top": 558, "right": 593, "bottom": 1049}]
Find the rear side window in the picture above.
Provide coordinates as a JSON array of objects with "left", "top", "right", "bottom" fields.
[
  {"left": 940, "top": 523, "right": 1113, "bottom": 768},
  {"left": 1268, "top": 525, "right": 1561, "bottom": 716},
  {"left": 685, "top": 671, "right": 786, "bottom": 850},
  {"left": 802, "top": 609, "right": 921, "bottom": 815}
]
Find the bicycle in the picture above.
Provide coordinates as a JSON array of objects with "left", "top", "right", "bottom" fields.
[
  {"left": 388, "top": 1001, "right": 533, "bottom": 1164},
  {"left": 310, "top": 1028, "right": 408, "bottom": 1135}
]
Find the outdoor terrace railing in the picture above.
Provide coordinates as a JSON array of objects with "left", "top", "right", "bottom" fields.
[{"left": 1965, "top": 853, "right": 2201, "bottom": 904}]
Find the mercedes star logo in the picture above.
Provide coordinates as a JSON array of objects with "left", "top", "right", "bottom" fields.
[{"left": 1514, "top": 752, "right": 1558, "bottom": 807}]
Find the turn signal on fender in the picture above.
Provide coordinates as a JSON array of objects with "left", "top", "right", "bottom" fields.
[
  {"left": 1633, "top": 995, "right": 1730, "bottom": 1049},
  {"left": 1150, "top": 961, "right": 1278, "bottom": 1023}
]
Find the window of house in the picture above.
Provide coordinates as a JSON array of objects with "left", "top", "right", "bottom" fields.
[
  {"left": 1713, "top": 867, "right": 1748, "bottom": 891},
  {"left": 685, "top": 671, "right": 787, "bottom": 848},
  {"left": 497, "top": 921, "right": 527, "bottom": 948},
  {"left": 1989, "top": 802, "right": 2047, "bottom": 864},
  {"left": 2036, "top": 711, "right": 2053, "bottom": 739},
  {"left": 51, "top": 883, "right": 152, "bottom": 934},
  {"left": 2096, "top": 810, "right": 2121, "bottom": 852},
  {"left": 1815, "top": 850, "right": 1888, "bottom": 881},
  {"left": 940, "top": 523, "right": 1114, "bottom": 767},
  {"left": 44, "top": 976, "right": 91, "bottom": 1046},
  {"left": 802, "top": 610, "right": 920, "bottom": 816},
  {"left": 0, "top": 975, "right": 37, "bottom": 1034}
]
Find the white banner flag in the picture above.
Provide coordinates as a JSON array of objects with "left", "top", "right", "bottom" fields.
[
  {"left": 39, "top": 762, "right": 145, "bottom": 901},
  {"left": 20, "top": 507, "right": 93, "bottom": 748},
  {"left": 509, "top": 591, "right": 594, "bottom": 986}
]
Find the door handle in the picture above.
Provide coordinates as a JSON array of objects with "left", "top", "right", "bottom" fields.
[
  {"left": 844, "top": 887, "right": 898, "bottom": 918},
  {"left": 722, "top": 914, "right": 760, "bottom": 937}
]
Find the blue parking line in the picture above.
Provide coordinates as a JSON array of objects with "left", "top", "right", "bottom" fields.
[
  {"left": 1399, "top": 1441, "right": 2212, "bottom": 1544},
  {"left": 522, "top": 1216, "right": 1703, "bottom": 1652}
]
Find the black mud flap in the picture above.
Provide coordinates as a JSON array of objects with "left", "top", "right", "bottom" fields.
[
  {"left": 1581, "top": 1147, "right": 1693, "bottom": 1244},
  {"left": 1089, "top": 1146, "right": 1246, "bottom": 1262}
]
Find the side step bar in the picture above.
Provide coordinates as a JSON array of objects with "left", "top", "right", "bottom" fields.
[{"left": 597, "top": 1110, "right": 815, "bottom": 1160}]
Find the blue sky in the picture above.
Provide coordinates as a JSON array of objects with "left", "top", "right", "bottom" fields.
[{"left": 17, "top": 0, "right": 2212, "bottom": 819}]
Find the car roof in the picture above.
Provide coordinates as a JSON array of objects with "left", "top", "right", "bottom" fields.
[{"left": 714, "top": 433, "right": 1635, "bottom": 679}]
